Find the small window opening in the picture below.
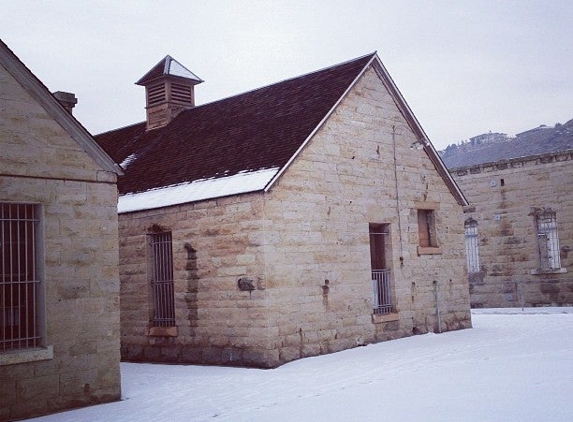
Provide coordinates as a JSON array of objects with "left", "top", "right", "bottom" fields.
[{"left": 418, "top": 209, "right": 437, "bottom": 247}]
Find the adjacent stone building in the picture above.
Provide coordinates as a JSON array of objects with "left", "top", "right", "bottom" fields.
[
  {"left": 0, "top": 40, "right": 123, "bottom": 421},
  {"left": 96, "top": 53, "right": 472, "bottom": 368},
  {"left": 442, "top": 121, "right": 573, "bottom": 308}
]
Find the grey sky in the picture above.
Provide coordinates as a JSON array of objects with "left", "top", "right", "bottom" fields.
[{"left": 1, "top": 0, "right": 571, "bottom": 149}]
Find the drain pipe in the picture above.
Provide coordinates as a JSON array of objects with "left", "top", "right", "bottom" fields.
[{"left": 433, "top": 280, "right": 441, "bottom": 333}]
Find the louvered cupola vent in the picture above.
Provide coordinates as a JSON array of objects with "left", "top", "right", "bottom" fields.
[
  {"left": 147, "top": 83, "right": 166, "bottom": 107},
  {"left": 136, "top": 55, "right": 203, "bottom": 131},
  {"left": 171, "top": 83, "right": 193, "bottom": 103}
]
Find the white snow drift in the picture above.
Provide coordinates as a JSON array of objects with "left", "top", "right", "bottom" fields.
[{"left": 28, "top": 308, "right": 573, "bottom": 422}]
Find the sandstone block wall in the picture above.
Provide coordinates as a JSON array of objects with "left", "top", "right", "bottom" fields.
[
  {"left": 1, "top": 63, "right": 121, "bottom": 421},
  {"left": 119, "top": 194, "right": 275, "bottom": 367},
  {"left": 451, "top": 151, "right": 573, "bottom": 308},
  {"left": 118, "top": 65, "right": 471, "bottom": 368},
  {"left": 261, "top": 66, "right": 471, "bottom": 362}
]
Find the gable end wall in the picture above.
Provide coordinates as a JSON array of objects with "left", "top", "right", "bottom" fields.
[
  {"left": 260, "top": 65, "right": 471, "bottom": 362},
  {"left": 0, "top": 60, "right": 121, "bottom": 421}
]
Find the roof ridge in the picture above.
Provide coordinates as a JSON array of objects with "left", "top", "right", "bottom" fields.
[
  {"left": 187, "top": 52, "right": 377, "bottom": 111},
  {"left": 95, "top": 120, "right": 146, "bottom": 137}
]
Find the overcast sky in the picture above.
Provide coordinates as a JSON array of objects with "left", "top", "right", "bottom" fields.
[{"left": 2, "top": 0, "right": 571, "bottom": 149}]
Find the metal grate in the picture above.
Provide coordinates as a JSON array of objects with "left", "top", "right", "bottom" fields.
[
  {"left": 1, "top": 203, "right": 41, "bottom": 351},
  {"left": 536, "top": 212, "right": 561, "bottom": 270},
  {"left": 372, "top": 269, "right": 393, "bottom": 314},
  {"left": 465, "top": 219, "right": 480, "bottom": 273},
  {"left": 149, "top": 232, "right": 175, "bottom": 327}
]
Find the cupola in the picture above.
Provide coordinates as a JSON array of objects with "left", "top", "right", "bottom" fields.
[{"left": 136, "top": 55, "right": 203, "bottom": 131}]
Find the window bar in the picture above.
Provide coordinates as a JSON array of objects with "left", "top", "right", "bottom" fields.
[
  {"left": 9, "top": 205, "right": 15, "bottom": 347},
  {"left": 372, "top": 269, "right": 392, "bottom": 315},
  {"left": 31, "top": 205, "right": 37, "bottom": 347},
  {"left": 0, "top": 205, "right": 3, "bottom": 348},
  {"left": 1, "top": 205, "right": 5, "bottom": 349}
]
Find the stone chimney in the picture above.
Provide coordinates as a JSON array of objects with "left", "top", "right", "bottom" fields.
[
  {"left": 53, "top": 91, "right": 77, "bottom": 114},
  {"left": 136, "top": 56, "right": 203, "bottom": 131}
]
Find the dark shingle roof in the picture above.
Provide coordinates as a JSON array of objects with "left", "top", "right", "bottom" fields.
[
  {"left": 96, "top": 54, "right": 374, "bottom": 195},
  {"left": 441, "top": 119, "right": 573, "bottom": 169}
]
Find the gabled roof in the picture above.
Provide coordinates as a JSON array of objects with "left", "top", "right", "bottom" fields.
[
  {"left": 96, "top": 53, "right": 467, "bottom": 212},
  {"left": 0, "top": 39, "right": 123, "bottom": 176},
  {"left": 136, "top": 55, "right": 203, "bottom": 85},
  {"left": 441, "top": 119, "right": 573, "bottom": 169}
]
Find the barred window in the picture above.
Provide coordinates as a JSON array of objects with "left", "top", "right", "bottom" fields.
[
  {"left": 369, "top": 224, "right": 393, "bottom": 315},
  {"left": 535, "top": 211, "right": 561, "bottom": 270},
  {"left": 149, "top": 231, "right": 175, "bottom": 327},
  {"left": 1, "top": 203, "right": 42, "bottom": 352},
  {"left": 464, "top": 218, "right": 480, "bottom": 274}
]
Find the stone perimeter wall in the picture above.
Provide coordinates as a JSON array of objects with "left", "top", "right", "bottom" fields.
[
  {"left": 451, "top": 152, "right": 573, "bottom": 308},
  {"left": 0, "top": 63, "right": 121, "bottom": 421},
  {"left": 118, "top": 65, "right": 471, "bottom": 368}
]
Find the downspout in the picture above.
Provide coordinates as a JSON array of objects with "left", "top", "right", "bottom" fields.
[{"left": 433, "top": 280, "right": 441, "bottom": 333}]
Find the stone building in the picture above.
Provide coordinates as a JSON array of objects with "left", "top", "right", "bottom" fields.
[
  {"left": 95, "top": 53, "right": 472, "bottom": 368},
  {"left": 0, "top": 40, "right": 123, "bottom": 421},
  {"left": 442, "top": 121, "right": 573, "bottom": 308}
]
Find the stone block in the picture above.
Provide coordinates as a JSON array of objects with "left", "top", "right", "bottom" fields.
[{"left": 16, "top": 374, "right": 59, "bottom": 400}]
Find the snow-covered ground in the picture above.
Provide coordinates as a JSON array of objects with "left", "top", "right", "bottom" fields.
[{"left": 29, "top": 308, "right": 573, "bottom": 422}]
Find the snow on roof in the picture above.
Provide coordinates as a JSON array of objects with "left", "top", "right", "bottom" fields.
[
  {"left": 118, "top": 167, "right": 279, "bottom": 213},
  {"left": 119, "top": 153, "right": 137, "bottom": 169}
]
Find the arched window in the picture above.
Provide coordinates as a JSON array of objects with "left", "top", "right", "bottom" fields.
[{"left": 464, "top": 218, "right": 480, "bottom": 274}]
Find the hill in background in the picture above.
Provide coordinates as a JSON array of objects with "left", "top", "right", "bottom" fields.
[{"left": 439, "top": 118, "right": 573, "bottom": 169}]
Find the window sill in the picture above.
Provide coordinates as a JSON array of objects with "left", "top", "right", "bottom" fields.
[
  {"left": 530, "top": 268, "right": 567, "bottom": 275},
  {"left": 417, "top": 246, "right": 443, "bottom": 255},
  {"left": 372, "top": 312, "right": 399, "bottom": 324},
  {"left": 0, "top": 345, "right": 53, "bottom": 366},
  {"left": 146, "top": 326, "right": 178, "bottom": 337}
]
